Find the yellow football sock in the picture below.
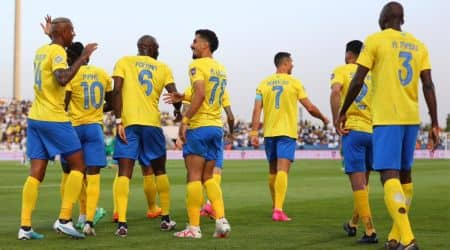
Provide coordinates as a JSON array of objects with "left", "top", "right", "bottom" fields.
[
  {"left": 354, "top": 189, "right": 375, "bottom": 235},
  {"left": 213, "top": 174, "right": 222, "bottom": 186},
  {"left": 143, "top": 174, "right": 158, "bottom": 212},
  {"left": 59, "top": 170, "right": 84, "bottom": 220},
  {"left": 186, "top": 181, "right": 203, "bottom": 226},
  {"left": 20, "top": 176, "right": 40, "bottom": 227},
  {"left": 269, "top": 174, "right": 276, "bottom": 206},
  {"left": 204, "top": 178, "right": 225, "bottom": 218},
  {"left": 116, "top": 176, "right": 130, "bottom": 223},
  {"left": 79, "top": 179, "right": 87, "bottom": 216},
  {"left": 86, "top": 174, "right": 100, "bottom": 222},
  {"left": 402, "top": 183, "right": 413, "bottom": 211},
  {"left": 60, "top": 172, "right": 69, "bottom": 201},
  {"left": 156, "top": 174, "right": 171, "bottom": 216},
  {"left": 350, "top": 200, "right": 359, "bottom": 227},
  {"left": 112, "top": 174, "right": 118, "bottom": 214},
  {"left": 274, "top": 171, "right": 288, "bottom": 210},
  {"left": 388, "top": 183, "right": 413, "bottom": 241},
  {"left": 384, "top": 179, "right": 415, "bottom": 245}
]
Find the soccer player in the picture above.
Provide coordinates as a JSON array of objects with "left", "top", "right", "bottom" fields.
[
  {"left": 111, "top": 166, "right": 162, "bottom": 222},
  {"left": 18, "top": 17, "right": 97, "bottom": 240},
  {"left": 337, "top": 2, "right": 439, "bottom": 249},
  {"left": 173, "top": 29, "right": 231, "bottom": 239},
  {"left": 60, "top": 41, "right": 112, "bottom": 236},
  {"left": 112, "top": 35, "right": 181, "bottom": 237},
  {"left": 250, "top": 52, "right": 328, "bottom": 221},
  {"left": 330, "top": 40, "right": 377, "bottom": 243},
  {"left": 165, "top": 85, "right": 235, "bottom": 218},
  {"left": 40, "top": 18, "right": 108, "bottom": 233}
]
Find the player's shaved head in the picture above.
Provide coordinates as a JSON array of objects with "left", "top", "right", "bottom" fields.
[
  {"left": 138, "top": 35, "right": 156, "bottom": 45},
  {"left": 49, "top": 17, "right": 75, "bottom": 47},
  {"left": 379, "top": 1, "right": 404, "bottom": 30},
  {"left": 137, "top": 35, "right": 159, "bottom": 59},
  {"left": 51, "top": 17, "right": 72, "bottom": 36}
]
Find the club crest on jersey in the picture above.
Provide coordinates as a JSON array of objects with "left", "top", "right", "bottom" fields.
[
  {"left": 54, "top": 55, "right": 64, "bottom": 64},
  {"left": 190, "top": 68, "right": 196, "bottom": 76}
]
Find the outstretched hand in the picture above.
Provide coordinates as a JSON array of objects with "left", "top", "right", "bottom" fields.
[
  {"left": 40, "top": 15, "right": 52, "bottom": 36},
  {"left": 81, "top": 43, "right": 98, "bottom": 60},
  {"left": 163, "top": 92, "right": 184, "bottom": 104}
]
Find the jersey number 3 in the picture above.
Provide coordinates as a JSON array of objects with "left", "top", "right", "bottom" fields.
[{"left": 398, "top": 51, "right": 413, "bottom": 86}]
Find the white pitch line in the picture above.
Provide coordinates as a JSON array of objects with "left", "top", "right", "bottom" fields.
[{"left": 0, "top": 184, "right": 59, "bottom": 189}]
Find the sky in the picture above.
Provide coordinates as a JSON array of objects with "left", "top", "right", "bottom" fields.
[{"left": 1, "top": 0, "right": 449, "bottom": 126}]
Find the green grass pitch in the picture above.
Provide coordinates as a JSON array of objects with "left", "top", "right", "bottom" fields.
[{"left": 0, "top": 159, "right": 448, "bottom": 249}]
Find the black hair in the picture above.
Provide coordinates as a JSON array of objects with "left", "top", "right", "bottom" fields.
[
  {"left": 66, "top": 42, "right": 84, "bottom": 66},
  {"left": 195, "top": 29, "right": 219, "bottom": 53},
  {"left": 274, "top": 52, "right": 291, "bottom": 67},
  {"left": 346, "top": 40, "right": 363, "bottom": 55}
]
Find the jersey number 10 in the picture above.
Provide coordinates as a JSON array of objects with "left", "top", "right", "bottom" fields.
[{"left": 81, "top": 82, "right": 105, "bottom": 109}]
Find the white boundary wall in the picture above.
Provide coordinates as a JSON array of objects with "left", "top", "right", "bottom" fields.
[{"left": 1, "top": 149, "right": 449, "bottom": 161}]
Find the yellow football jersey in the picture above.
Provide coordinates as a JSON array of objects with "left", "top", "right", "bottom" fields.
[
  {"left": 183, "top": 85, "right": 231, "bottom": 108},
  {"left": 29, "top": 44, "right": 70, "bottom": 122},
  {"left": 256, "top": 73, "right": 308, "bottom": 138},
  {"left": 112, "top": 56, "right": 174, "bottom": 128},
  {"left": 331, "top": 63, "right": 372, "bottom": 133},
  {"left": 188, "top": 58, "right": 227, "bottom": 128},
  {"left": 357, "top": 28, "right": 431, "bottom": 125},
  {"left": 66, "top": 65, "right": 113, "bottom": 126}
]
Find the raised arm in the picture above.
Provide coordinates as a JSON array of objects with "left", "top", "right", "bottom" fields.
[{"left": 53, "top": 43, "right": 97, "bottom": 86}]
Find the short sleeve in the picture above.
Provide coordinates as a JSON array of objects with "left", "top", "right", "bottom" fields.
[
  {"left": 183, "top": 86, "right": 192, "bottom": 104},
  {"left": 357, "top": 35, "right": 376, "bottom": 70},
  {"left": 420, "top": 44, "right": 431, "bottom": 71},
  {"left": 51, "top": 46, "right": 68, "bottom": 72},
  {"left": 188, "top": 62, "right": 205, "bottom": 84},
  {"left": 330, "top": 67, "right": 344, "bottom": 87},
  {"left": 104, "top": 70, "right": 113, "bottom": 92},
  {"left": 164, "top": 65, "right": 175, "bottom": 86},
  {"left": 112, "top": 58, "right": 126, "bottom": 79},
  {"left": 255, "top": 83, "right": 263, "bottom": 101},
  {"left": 296, "top": 80, "right": 308, "bottom": 100},
  {"left": 65, "top": 81, "right": 73, "bottom": 91}
]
